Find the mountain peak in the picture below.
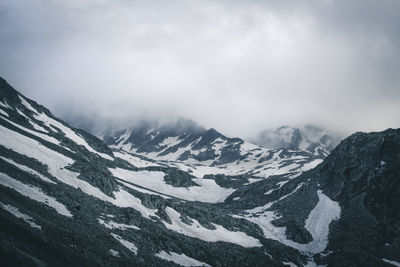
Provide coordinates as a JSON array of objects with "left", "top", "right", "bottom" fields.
[
  {"left": 250, "top": 125, "right": 342, "bottom": 158},
  {"left": 0, "top": 77, "right": 20, "bottom": 102}
]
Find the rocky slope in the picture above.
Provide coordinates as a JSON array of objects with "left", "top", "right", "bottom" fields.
[
  {"left": 102, "top": 120, "right": 322, "bottom": 181},
  {"left": 0, "top": 77, "right": 399, "bottom": 267},
  {"left": 250, "top": 125, "right": 342, "bottom": 158}
]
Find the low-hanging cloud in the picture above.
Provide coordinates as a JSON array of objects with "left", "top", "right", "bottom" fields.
[{"left": 0, "top": 0, "right": 399, "bottom": 138}]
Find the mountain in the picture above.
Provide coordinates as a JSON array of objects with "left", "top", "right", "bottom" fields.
[
  {"left": 102, "top": 120, "right": 322, "bottom": 180},
  {"left": 1, "top": 77, "right": 399, "bottom": 267},
  {"left": 250, "top": 125, "right": 342, "bottom": 158},
  {"left": 230, "top": 128, "right": 400, "bottom": 266}
]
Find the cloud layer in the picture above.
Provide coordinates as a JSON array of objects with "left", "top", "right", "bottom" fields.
[{"left": 1, "top": 0, "right": 399, "bottom": 137}]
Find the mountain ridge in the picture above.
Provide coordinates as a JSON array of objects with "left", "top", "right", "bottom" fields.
[
  {"left": 250, "top": 125, "right": 342, "bottom": 158},
  {"left": 0, "top": 77, "right": 399, "bottom": 266},
  {"left": 102, "top": 119, "right": 322, "bottom": 181}
]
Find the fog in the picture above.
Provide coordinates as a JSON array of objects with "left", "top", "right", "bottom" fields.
[{"left": 1, "top": 0, "right": 399, "bottom": 138}]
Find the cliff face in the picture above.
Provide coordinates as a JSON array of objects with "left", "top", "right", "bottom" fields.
[{"left": 313, "top": 129, "right": 400, "bottom": 266}]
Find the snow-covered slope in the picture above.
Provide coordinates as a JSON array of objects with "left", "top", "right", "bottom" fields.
[
  {"left": 250, "top": 125, "right": 342, "bottom": 158},
  {"left": 0, "top": 77, "right": 273, "bottom": 265},
  {"left": 103, "top": 120, "right": 322, "bottom": 180},
  {"left": 1, "top": 77, "right": 399, "bottom": 267}
]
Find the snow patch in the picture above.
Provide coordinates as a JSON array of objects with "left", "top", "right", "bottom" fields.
[
  {"left": 159, "top": 136, "right": 181, "bottom": 148},
  {"left": 0, "top": 100, "right": 12, "bottom": 109},
  {"left": 264, "top": 189, "right": 275, "bottom": 195},
  {"left": 0, "top": 108, "right": 9, "bottom": 117},
  {"left": 113, "top": 151, "right": 160, "bottom": 168},
  {"left": 240, "top": 142, "right": 259, "bottom": 155},
  {"left": 16, "top": 108, "right": 30, "bottom": 120},
  {"left": 238, "top": 190, "right": 340, "bottom": 254},
  {"left": 18, "top": 95, "right": 38, "bottom": 114},
  {"left": 155, "top": 250, "right": 211, "bottom": 266},
  {"left": 0, "top": 155, "right": 56, "bottom": 184},
  {"left": 163, "top": 207, "right": 261, "bottom": 248},
  {"left": 115, "top": 129, "right": 130, "bottom": 145},
  {"left": 0, "top": 201, "right": 41, "bottom": 230},
  {"left": 109, "top": 249, "right": 120, "bottom": 257},
  {"left": 98, "top": 218, "right": 140, "bottom": 231},
  {"left": 111, "top": 233, "right": 138, "bottom": 255},
  {"left": 0, "top": 172, "right": 72, "bottom": 217},
  {"left": 282, "top": 262, "right": 297, "bottom": 267},
  {"left": 303, "top": 190, "right": 341, "bottom": 253},
  {"left": 383, "top": 259, "right": 400, "bottom": 267},
  {"left": 298, "top": 159, "right": 323, "bottom": 172},
  {"left": 110, "top": 168, "right": 235, "bottom": 203}
]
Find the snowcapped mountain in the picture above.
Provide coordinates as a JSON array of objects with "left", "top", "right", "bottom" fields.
[
  {"left": 1, "top": 77, "right": 399, "bottom": 267},
  {"left": 103, "top": 120, "right": 322, "bottom": 180},
  {"left": 250, "top": 125, "right": 342, "bottom": 158}
]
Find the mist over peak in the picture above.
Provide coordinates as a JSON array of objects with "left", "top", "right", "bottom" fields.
[{"left": 1, "top": 0, "right": 399, "bottom": 137}]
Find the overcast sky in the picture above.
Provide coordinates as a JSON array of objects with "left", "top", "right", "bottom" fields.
[{"left": 0, "top": 0, "right": 399, "bottom": 137}]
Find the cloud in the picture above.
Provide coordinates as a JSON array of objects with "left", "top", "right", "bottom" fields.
[{"left": 0, "top": 0, "right": 399, "bottom": 137}]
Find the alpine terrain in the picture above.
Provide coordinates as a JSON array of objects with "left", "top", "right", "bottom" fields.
[
  {"left": 0, "top": 77, "right": 399, "bottom": 267},
  {"left": 251, "top": 125, "right": 342, "bottom": 158}
]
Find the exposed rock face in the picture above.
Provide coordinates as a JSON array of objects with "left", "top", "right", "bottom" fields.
[{"left": 311, "top": 129, "right": 400, "bottom": 266}]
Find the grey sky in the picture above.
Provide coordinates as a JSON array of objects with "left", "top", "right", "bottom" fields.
[{"left": 0, "top": 0, "right": 399, "bottom": 137}]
